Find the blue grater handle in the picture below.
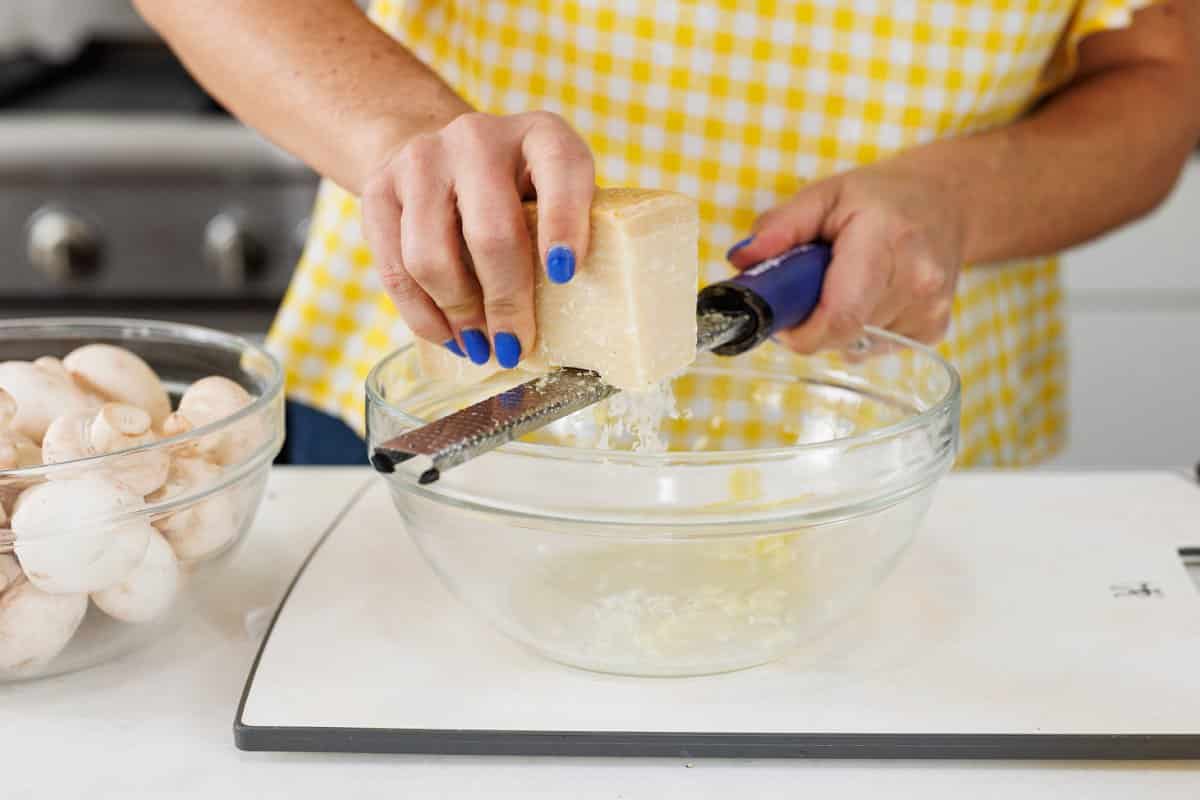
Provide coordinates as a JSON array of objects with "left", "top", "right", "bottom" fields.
[{"left": 696, "top": 241, "right": 832, "bottom": 356}]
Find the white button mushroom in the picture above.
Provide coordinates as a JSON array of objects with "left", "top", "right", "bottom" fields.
[
  {"left": 162, "top": 376, "right": 262, "bottom": 466},
  {"left": 11, "top": 476, "right": 154, "bottom": 594},
  {"left": 0, "top": 573, "right": 87, "bottom": 673},
  {"left": 32, "top": 356, "right": 75, "bottom": 383},
  {"left": 0, "top": 474, "right": 39, "bottom": 521},
  {"left": 62, "top": 344, "right": 171, "bottom": 428},
  {"left": 0, "top": 428, "right": 41, "bottom": 471},
  {"left": 91, "top": 528, "right": 180, "bottom": 623},
  {"left": 0, "top": 359, "right": 102, "bottom": 443},
  {"left": 149, "top": 457, "right": 239, "bottom": 563},
  {"left": 0, "top": 386, "right": 15, "bottom": 427},
  {"left": 42, "top": 403, "right": 171, "bottom": 496},
  {"left": 0, "top": 553, "right": 22, "bottom": 595},
  {"left": 1, "top": 390, "right": 43, "bottom": 512},
  {"left": 0, "top": 386, "right": 41, "bottom": 476}
]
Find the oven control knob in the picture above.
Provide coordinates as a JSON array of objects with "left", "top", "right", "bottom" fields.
[
  {"left": 27, "top": 208, "right": 101, "bottom": 283},
  {"left": 204, "top": 213, "right": 266, "bottom": 288}
]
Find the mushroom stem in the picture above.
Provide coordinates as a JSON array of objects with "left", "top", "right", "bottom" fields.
[
  {"left": 42, "top": 404, "right": 170, "bottom": 496},
  {"left": 163, "top": 376, "right": 262, "bottom": 466}
]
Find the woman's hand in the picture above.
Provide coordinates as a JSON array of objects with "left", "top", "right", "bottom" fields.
[
  {"left": 362, "top": 111, "right": 595, "bottom": 368},
  {"left": 726, "top": 162, "right": 967, "bottom": 353}
]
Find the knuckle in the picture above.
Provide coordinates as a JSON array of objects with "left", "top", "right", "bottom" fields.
[
  {"left": 362, "top": 170, "right": 391, "bottom": 202},
  {"left": 402, "top": 255, "right": 440, "bottom": 283},
  {"left": 409, "top": 318, "right": 446, "bottom": 342},
  {"left": 403, "top": 254, "right": 480, "bottom": 308},
  {"left": 525, "top": 109, "right": 567, "bottom": 130},
  {"left": 438, "top": 296, "right": 483, "bottom": 318},
  {"left": 920, "top": 312, "right": 952, "bottom": 343},
  {"left": 464, "top": 225, "right": 522, "bottom": 262},
  {"left": 910, "top": 262, "right": 945, "bottom": 299},
  {"left": 395, "top": 136, "right": 439, "bottom": 175},
  {"left": 527, "top": 115, "right": 589, "bottom": 156},
  {"left": 828, "top": 306, "right": 866, "bottom": 338},
  {"left": 379, "top": 269, "right": 420, "bottom": 303},
  {"left": 483, "top": 294, "right": 524, "bottom": 319},
  {"left": 891, "top": 220, "right": 922, "bottom": 246},
  {"left": 539, "top": 134, "right": 590, "bottom": 167},
  {"left": 445, "top": 112, "right": 497, "bottom": 146},
  {"left": 529, "top": 109, "right": 561, "bottom": 124},
  {"left": 415, "top": 268, "right": 478, "bottom": 311}
]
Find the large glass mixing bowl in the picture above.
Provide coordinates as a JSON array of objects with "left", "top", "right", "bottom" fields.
[{"left": 366, "top": 331, "right": 959, "bottom": 677}]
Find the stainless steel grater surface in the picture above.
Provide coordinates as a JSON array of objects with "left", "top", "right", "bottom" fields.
[{"left": 372, "top": 310, "right": 751, "bottom": 484}]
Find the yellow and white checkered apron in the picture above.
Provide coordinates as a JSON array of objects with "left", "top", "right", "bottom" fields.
[{"left": 267, "top": 0, "right": 1150, "bottom": 467}]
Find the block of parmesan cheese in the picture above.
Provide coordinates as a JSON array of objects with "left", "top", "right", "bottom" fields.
[{"left": 416, "top": 187, "right": 699, "bottom": 390}]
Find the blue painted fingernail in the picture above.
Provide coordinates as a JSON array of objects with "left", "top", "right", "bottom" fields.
[
  {"left": 461, "top": 329, "right": 490, "bottom": 365},
  {"left": 546, "top": 245, "right": 575, "bottom": 284},
  {"left": 726, "top": 236, "right": 754, "bottom": 260},
  {"left": 443, "top": 339, "right": 466, "bottom": 358},
  {"left": 494, "top": 332, "right": 521, "bottom": 369}
]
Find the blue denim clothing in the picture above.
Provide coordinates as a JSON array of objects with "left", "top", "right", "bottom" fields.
[{"left": 276, "top": 400, "right": 367, "bottom": 466}]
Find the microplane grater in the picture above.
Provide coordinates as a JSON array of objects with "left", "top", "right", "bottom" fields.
[{"left": 371, "top": 242, "right": 832, "bottom": 483}]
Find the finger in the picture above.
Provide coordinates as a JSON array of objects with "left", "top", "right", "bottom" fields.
[
  {"left": 361, "top": 169, "right": 454, "bottom": 347},
  {"left": 725, "top": 178, "right": 839, "bottom": 269},
  {"left": 777, "top": 214, "right": 892, "bottom": 354},
  {"left": 893, "top": 294, "right": 955, "bottom": 345},
  {"left": 867, "top": 292, "right": 905, "bottom": 331},
  {"left": 866, "top": 231, "right": 917, "bottom": 330},
  {"left": 396, "top": 141, "right": 490, "bottom": 364},
  {"left": 887, "top": 235, "right": 954, "bottom": 344},
  {"left": 839, "top": 329, "right": 903, "bottom": 364},
  {"left": 521, "top": 112, "right": 595, "bottom": 285},
  {"left": 456, "top": 160, "right": 537, "bottom": 369}
]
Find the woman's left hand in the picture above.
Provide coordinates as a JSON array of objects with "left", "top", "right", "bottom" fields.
[{"left": 725, "top": 162, "right": 968, "bottom": 353}]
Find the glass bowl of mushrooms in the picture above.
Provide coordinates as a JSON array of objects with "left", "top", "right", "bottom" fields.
[{"left": 0, "top": 318, "right": 284, "bottom": 681}]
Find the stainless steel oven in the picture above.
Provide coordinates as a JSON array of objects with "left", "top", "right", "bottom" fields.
[{"left": 0, "top": 2, "right": 320, "bottom": 337}]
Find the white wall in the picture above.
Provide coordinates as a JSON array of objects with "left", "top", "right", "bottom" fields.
[{"left": 1047, "top": 157, "right": 1200, "bottom": 469}]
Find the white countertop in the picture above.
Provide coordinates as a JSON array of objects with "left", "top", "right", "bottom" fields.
[{"left": 4, "top": 467, "right": 1199, "bottom": 799}]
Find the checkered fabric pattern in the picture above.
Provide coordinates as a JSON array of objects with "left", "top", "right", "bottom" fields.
[{"left": 267, "top": 0, "right": 1152, "bottom": 467}]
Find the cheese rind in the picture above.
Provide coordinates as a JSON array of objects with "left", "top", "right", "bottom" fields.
[{"left": 416, "top": 188, "right": 699, "bottom": 390}]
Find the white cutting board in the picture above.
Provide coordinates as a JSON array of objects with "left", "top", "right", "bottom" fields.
[{"left": 236, "top": 472, "right": 1200, "bottom": 758}]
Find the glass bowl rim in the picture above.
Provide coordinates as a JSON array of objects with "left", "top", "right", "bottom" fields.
[
  {"left": 0, "top": 316, "right": 284, "bottom": 479},
  {"left": 365, "top": 324, "right": 961, "bottom": 468}
]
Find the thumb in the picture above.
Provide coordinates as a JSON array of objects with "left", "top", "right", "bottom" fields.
[{"left": 726, "top": 178, "right": 839, "bottom": 269}]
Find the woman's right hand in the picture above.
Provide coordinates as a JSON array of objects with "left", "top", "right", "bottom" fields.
[{"left": 361, "top": 111, "right": 595, "bottom": 369}]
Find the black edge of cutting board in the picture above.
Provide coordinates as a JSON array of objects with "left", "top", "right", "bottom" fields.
[{"left": 234, "top": 481, "right": 1200, "bottom": 760}]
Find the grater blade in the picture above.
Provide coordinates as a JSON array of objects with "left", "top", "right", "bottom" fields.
[{"left": 372, "top": 310, "right": 751, "bottom": 483}]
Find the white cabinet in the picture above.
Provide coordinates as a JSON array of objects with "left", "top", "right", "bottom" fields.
[{"left": 1048, "top": 158, "right": 1200, "bottom": 468}]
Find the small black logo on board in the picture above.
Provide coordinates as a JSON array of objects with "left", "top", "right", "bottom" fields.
[{"left": 1110, "top": 582, "right": 1163, "bottom": 598}]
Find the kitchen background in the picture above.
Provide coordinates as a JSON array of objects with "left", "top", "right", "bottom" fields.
[{"left": 2, "top": 1, "right": 1197, "bottom": 468}]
